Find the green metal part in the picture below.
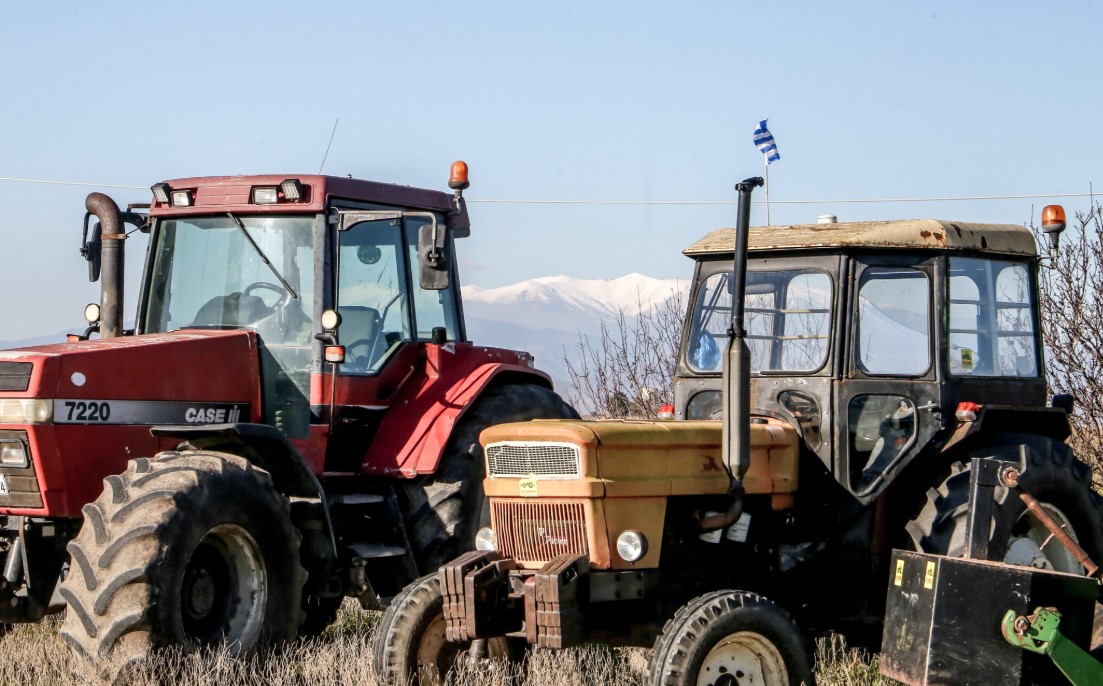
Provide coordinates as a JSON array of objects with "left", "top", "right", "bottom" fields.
[{"left": 1000, "top": 608, "right": 1103, "bottom": 686}]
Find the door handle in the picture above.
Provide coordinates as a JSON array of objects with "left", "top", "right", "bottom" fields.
[{"left": 917, "top": 402, "right": 941, "bottom": 413}]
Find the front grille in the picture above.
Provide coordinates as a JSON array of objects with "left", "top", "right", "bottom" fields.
[
  {"left": 0, "top": 363, "right": 32, "bottom": 392},
  {"left": 493, "top": 499, "right": 588, "bottom": 563},
  {"left": 486, "top": 442, "right": 581, "bottom": 479},
  {"left": 0, "top": 431, "right": 42, "bottom": 509}
]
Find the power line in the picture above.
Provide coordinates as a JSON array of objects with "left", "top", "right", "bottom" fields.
[{"left": 0, "top": 176, "right": 1095, "bottom": 206}]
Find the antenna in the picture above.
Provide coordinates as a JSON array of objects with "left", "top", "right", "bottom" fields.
[{"left": 318, "top": 117, "right": 340, "bottom": 174}]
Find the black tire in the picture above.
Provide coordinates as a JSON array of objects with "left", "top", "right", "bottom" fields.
[
  {"left": 648, "top": 590, "right": 816, "bottom": 686},
  {"left": 906, "top": 435, "right": 1103, "bottom": 571},
  {"left": 402, "top": 383, "right": 578, "bottom": 571},
  {"left": 59, "top": 451, "right": 307, "bottom": 663},
  {"left": 373, "top": 573, "right": 520, "bottom": 686},
  {"left": 906, "top": 435, "right": 1103, "bottom": 650}
]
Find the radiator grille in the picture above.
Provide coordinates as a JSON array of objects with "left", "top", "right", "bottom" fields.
[
  {"left": 493, "top": 500, "right": 588, "bottom": 563},
  {"left": 0, "top": 363, "right": 32, "bottom": 392},
  {"left": 486, "top": 442, "right": 581, "bottom": 479}
]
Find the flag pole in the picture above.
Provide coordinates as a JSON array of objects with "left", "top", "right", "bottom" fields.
[{"left": 763, "top": 155, "right": 771, "bottom": 226}]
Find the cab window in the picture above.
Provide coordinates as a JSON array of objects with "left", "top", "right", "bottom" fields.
[{"left": 948, "top": 257, "right": 1037, "bottom": 377}]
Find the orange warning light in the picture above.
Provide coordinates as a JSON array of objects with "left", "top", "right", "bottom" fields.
[
  {"left": 449, "top": 161, "right": 470, "bottom": 191},
  {"left": 1041, "top": 205, "right": 1066, "bottom": 232}
]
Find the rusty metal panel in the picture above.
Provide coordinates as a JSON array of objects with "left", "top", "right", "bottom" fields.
[
  {"left": 492, "top": 500, "right": 588, "bottom": 565},
  {"left": 685, "top": 220, "right": 1037, "bottom": 257},
  {"left": 526, "top": 554, "right": 588, "bottom": 649}
]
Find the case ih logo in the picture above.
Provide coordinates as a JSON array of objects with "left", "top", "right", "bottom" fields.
[{"left": 184, "top": 406, "right": 243, "bottom": 423}]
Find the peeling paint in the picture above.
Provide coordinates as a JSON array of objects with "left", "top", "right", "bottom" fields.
[{"left": 685, "top": 219, "right": 1037, "bottom": 257}]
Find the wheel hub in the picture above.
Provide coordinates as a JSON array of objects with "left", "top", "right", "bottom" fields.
[
  {"left": 180, "top": 524, "right": 267, "bottom": 651},
  {"left": 698, "top": 631, "right": 789, "bottom": 686},
  {"left": 1005, "top": 502, "right": 1082, "bottom": 574},
  {"left": 184, "top": 568, "right": 217, "bottom": 619}
]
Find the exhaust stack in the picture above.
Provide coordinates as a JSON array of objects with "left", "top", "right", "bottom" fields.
[
  {"left": 85, "top": 193, "right": 125, "bottom": 339},
  {"left": 722, "top": 177, "right": 764, "bottom": 488}
]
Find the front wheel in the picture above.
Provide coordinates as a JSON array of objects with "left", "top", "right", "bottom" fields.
[
  {"left": 648, "top": 590, "right": 816, "bottom": 686},
  {"left": 59, "top": 451, "right": 306, "bottom": 664},
  {"left": 373, "top": 574, "right": 520, "bottom": 686}
]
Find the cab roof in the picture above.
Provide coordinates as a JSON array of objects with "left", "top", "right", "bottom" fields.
[{"left": 685, "top": 219, "right": 1038, "bottom": 258}]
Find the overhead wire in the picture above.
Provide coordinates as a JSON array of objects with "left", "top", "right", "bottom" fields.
[{"left": 0, "top": 176, "right": 1096, "bottom": 206}]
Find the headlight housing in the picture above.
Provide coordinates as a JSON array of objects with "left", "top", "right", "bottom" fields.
[
  {"left": 0, "top": 399, "right": 53, "bottom": 424},
  {"left": 615, "top": 530, "right": 648, "bottom": 563},
  {"left": 0, "top": 440, "right": 28, "bottom": 468},
  {"left": 475, "top": 527, "right": 497, "bottom": 552}
]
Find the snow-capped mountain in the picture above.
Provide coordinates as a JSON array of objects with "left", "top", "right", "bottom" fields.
[
  {"left": 2, "top": 274, "right": 687, "bottom": 401},
  {"left": 462, "top": 273, "right": 688, "bottom": 396}
]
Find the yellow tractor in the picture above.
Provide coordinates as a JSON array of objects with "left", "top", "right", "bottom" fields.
[{"left": 375, "top": 179, "right": 1101, "bottom": 686}]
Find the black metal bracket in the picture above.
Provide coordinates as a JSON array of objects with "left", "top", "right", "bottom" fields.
[{"left": 965, "top": 458, "right": 1019, "bottom": 560}]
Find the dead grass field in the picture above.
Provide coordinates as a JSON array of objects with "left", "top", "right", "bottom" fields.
[{"left": 0, "top": 602, "right": 894, "bottom": 686}]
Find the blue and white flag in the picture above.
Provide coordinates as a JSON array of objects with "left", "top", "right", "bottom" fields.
[{"left": 753, "top": 119, "right": 780, "bottom": 164}]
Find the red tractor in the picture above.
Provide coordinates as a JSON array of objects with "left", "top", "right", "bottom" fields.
[{"left": 0, "top": 163, "right": 575, "bottom": 662}]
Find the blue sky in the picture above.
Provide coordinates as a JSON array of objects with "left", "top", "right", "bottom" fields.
[{"left": 2, "top": 1, "right": 1101, "bottom": 337}]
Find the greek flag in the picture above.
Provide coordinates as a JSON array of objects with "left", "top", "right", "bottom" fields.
[{"left": 753, "top": 119, "right": 780, "bottom": 164}]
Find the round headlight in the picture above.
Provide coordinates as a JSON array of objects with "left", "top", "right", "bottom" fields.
[
  {"left": 615, "top": 530, "right": 648, "bottom": 563},
  {"left": 84, "top": 302, "right": 101, "bottom": 324},
  {"left": 475, "top": 527, "right": 497, "bottom": 552},
  {"left": 320, "top": 309, "right": 342, "bottom": 331}
]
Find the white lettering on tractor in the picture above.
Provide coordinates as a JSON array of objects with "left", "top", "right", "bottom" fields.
[{"left": 185, "top": 408, "right": 229, "bottom": 423}]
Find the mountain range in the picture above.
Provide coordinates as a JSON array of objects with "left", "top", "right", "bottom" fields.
[{"left": 0, "top": 273, "right": 688, "bottom": 400}]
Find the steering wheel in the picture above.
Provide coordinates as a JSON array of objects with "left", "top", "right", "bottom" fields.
[{"left": 244, "top": 281, "right": 286, "bottom": 300}]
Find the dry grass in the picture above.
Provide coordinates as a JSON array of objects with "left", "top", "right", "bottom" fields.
[{"left": 0, "top": 603, "right": 895, "bottom": 686}]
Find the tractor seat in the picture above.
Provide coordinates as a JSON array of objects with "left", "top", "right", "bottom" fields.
[
  {"left": 192, "top": 293, "right": 271, "bottom": 328},
  {"left": 339, "top": 306, "right": 386, "bottom": 370}
]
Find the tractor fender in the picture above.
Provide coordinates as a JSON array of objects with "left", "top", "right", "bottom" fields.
[
  {"left": 149, "top": 423, "right": 336, "bottom": 559},
  {"left": 939, "top": 405, "right": 1071, "bottom": 456},
  {"left": 365, "top": 361, "right": 552, "bottom": 477}
]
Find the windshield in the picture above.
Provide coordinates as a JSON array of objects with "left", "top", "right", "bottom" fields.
[
  {"left": 687, "top": 269, "right": 833, "bottom": 373},
  {"left": 143, "top": 215, "right": 316, "bottom": 346}
]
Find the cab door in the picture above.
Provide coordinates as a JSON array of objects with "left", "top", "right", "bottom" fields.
[
  {"left": 835, "top": 254, "right": 944, "bottom": 501},
  {"left": 320, "top": 211, "right": 460, "bottom": 472}
]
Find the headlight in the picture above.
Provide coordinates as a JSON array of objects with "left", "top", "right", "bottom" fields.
[
  {"left": 615, "top": 530, "right": 648, "bottom": 563},
  {"left": 0, "top": 399, "right": 52, "bottom": 424},
  {"left": 0, "top": 441, "right": 28, "bottom": 468},
  {"left": 475, "top": 527, "right": 497, "bottom": 552}
]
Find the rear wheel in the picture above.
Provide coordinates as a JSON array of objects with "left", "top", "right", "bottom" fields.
[
  {"left": 373, "top": 574, "right": 520, "bottom": 686},
  {"left": 906, "top": 435, "right": 1103, "bottom": 647},
  {"left": 648, "top": 590, "right": 816, "bottom": 686},
  {"left": 402, "top": 383, "right": 577, "bottom": 571},
  {"left": 59, "top": 451, "right": 306, "bottom": 664}
]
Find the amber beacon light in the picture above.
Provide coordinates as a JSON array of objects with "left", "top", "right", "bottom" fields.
[{"left": 449, "top": 161, "right": 470, "bottom": 191}]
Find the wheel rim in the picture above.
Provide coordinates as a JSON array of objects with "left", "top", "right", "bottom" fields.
[
  {"left": 180, "top": 524, "right": 267, "bottom": 651},
  {"left": 698, "top": 631, "right": 789, "bottom": 686},
  {"left": 415, "top": 612, "right": 513, "bottom": 686},
  {"left": 1004, "top": 502, "right": 1082, "bottom": 573}
]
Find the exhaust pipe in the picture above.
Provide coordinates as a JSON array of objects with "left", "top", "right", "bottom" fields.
[
  {"left": 722, "top": 178, "right": 764, "bottom": 489},
  {"left": 85, "top": 193, "right": 125, "bottom": 339}
]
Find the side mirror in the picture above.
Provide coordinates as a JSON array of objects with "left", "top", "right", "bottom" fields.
[
  {"left": 81, "top": 217, "right": 102, "bottom": 283},
  {"left": 418, "top": 220, "right": 450, "bottom": 290}
]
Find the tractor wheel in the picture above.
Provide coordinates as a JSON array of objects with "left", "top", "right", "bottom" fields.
[
  {"left": 648, "top": 590, "right": 816, "bottom": 686},
  {"left": 59, "top": 451, "right": 306, "bottom": 664},
  {"left": 402, "top": 383, "right": 577, "bottom": 571},
  {"left": 373, "top": 573, "right": 520, "bottom": 686},
  {"left": 906, "top": 434, "right": 1103, "bottom": 648}
]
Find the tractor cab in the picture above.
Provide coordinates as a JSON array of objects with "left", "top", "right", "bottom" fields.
[
  {"left": 674, "top": 217, "right": 1066, "bottom": 501},
  {"left": 71, "top": 164, "right": 542, "bottom": 481}
]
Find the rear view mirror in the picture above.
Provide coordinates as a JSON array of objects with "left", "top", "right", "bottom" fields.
[
  {"left": 81, "top": 218, "right": 102, "bottom": 283},
  {"left": 418, "top": 221, "right": 450, "bottom": 290}
]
